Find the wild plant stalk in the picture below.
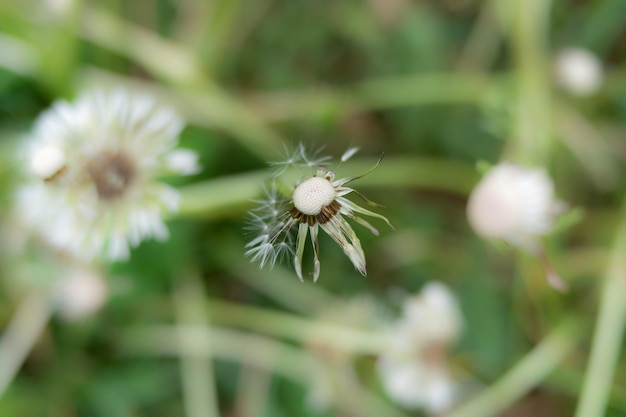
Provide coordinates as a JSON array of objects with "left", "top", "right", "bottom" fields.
[
  {"left": 0, "top": 294, "right": 52, "bottom": 398},
  {"left": 506, "top": 0, "right": 552, "bottom": 164},
  {"left": 173, "top": 273, "right": 220, "bottom": 417},
  {"left": 445, "top": 317, "right": 582, "bottom": 417},
  {"left": 574, "top": 214, "right": 626, "bottom": 417}
]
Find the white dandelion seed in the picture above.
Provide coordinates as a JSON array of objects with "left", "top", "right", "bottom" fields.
[
  {"left": 377, "top": 282, "right": 462, "bottom": 414},
  {"left": 246, "top": 145, "right": 393, "bottom": 282},
  {"left": 15, "top": 89, "right": 200, "bottom": 261}
]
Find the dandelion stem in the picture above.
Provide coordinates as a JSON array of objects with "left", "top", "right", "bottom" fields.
[
  {"left": 444, "top": 317, "right": 582, "bottom": 417},
  {"left": 173, "top": 273, "right": 220, "bottom": 417},
  {"left": 243, "top": 73, "right": 495, "bottom": 122},
  {"left": 81, "top": 6, "right": 204, "bottom": 86},
  {"left": 120, "top": 324, "right": 411, "bottom": 417},
  {"left": 120, "top": 325, "right": 316, "bottom": 384},
  {"left": 506, "top": 0, "right": 552, "bottom": 164},
  {"left": 205, "top": 299, "right": 390, "bottom": 354},
  {"left": 177, "top": 170, "right": 266, "bottom": 219},
  {"left": 212, "top": 241, "right": 340, "bottom": 314},
  {"left": 574, "top": 214, "right": 626, "bottom": 417},
  {"left": 0, "top": 294, "right": 52, "bottom": 398}
]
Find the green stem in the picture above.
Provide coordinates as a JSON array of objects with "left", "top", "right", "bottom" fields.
[
  {"left": 177, "top": 170, "right": 267, "bottom": 219},
  {"left": 80, "top": 7, "right": 204, "bottom": 86},
  {"left": 245, "top": 73, "right": 495, "bottom": 122},
  {"left": 0, "top": 294, "right": 52, "bottom": 398},
  {"left": 445, "top": 317, "right": 582, "bottom": 417},
  {"left": 120, "top": 325, "right": 315, "bottom": 384},
  {"left": 205, "top": 299, "right": 389, "bottom": 355},
  {"left": 506, "top": 0, "right": 552, "bottom": 164},
  {"left": 211, "top": 240, "right": 340, "bottom": 314},
  {"left": 173, "top": 273, "right": 220, "bottom": 417},
  {"left": 121, "top": 324, "right": 410, "bottom": 417},
  {"left": 574, "top": 214, "right": 626, "bottom": 417}
]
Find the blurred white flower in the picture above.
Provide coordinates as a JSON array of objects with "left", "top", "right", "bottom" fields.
[
  {"left": 15, "top": 90, "right": 200, "bottom": 261},
  {"left": 53, "top": 263, "right": 108, "bottom": 321},
  {"left": 246, "top": 144, "right": 393, "bottom": 281},
  {"left": 377, "top": 282, "right": 462, "bottom": 414},
  {"left": 467, "top": 163, "right": 562, "bottom": 253},
  {"left": 554, "top": 47, "right": 604, "bottom": 96}
]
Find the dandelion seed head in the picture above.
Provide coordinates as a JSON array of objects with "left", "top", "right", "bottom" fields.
[
  {"left": 246, "top": 144, "right": 392, "bottom": 280},
  {"left": 293, "top": 177, "right": 336, "bottom": 215},
  {"left": 15, "top": 89, "right": 199, "bottom": 261}
]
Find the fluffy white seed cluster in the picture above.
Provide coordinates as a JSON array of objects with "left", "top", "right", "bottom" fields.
[
  {"left": 292, "top": 177, "right": 337, "bottom": 215},
  {"left": 467, "top": 163, "right": 561, "bottom": 252},
  {"left": 377, "top": 282, "right": 462, "bottom": 413},
  {"left": 245, "top": 184, "right": 295, "bottom": 269},
  {"left": 246, "top": 144, "right": 393, "bottom": 281},
  {"left": 15, "top": 89, "right": 200, "bottom": 261}
]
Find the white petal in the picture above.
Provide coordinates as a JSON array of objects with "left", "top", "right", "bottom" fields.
[{"left": 165, "top": 149, "right": 201, "bottom": 175}]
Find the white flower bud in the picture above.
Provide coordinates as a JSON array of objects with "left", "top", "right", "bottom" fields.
[
  {"left": 555, "top": 47, "right": 603, "bottom": 96},
  {"left": 54, "top": 265, "right": 107, "bottom": 321},
  {"left": 467, "top": 163, "right": 559, "bottom": 251}
]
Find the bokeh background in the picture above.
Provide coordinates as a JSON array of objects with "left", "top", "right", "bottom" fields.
[{"left": 1, "top": 0, "right": 626, "bottom": 416}]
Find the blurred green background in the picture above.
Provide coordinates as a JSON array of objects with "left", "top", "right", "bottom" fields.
[{"left": 1, "top": 0, "right": 626, "bottom": 416}]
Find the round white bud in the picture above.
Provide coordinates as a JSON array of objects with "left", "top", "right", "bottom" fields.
[
  {"left": 293, "top": 177, "right": 336, "bottom": 215},
  {"left": 555, "top": 48, "right": 603, "bottom": 96},
  {"left": 54, "top": 265, "right": 107, "bottom": 321},
  {"left": 467, "top": 163, "right": 557, "bottom": 251},
  {"left": 29, "top": 144, "right": 66, "bottom": 179}
]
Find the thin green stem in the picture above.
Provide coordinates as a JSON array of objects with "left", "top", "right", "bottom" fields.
[
  {"left": 0, "top": 294, "right": 52, "bottom": 398},
  {"left": 80, "top": 7, "right": 204, "bottom": 86},
  {"left": 205, "top": 299, "right": 389, "bottom": 355},
  {"left": 120, "top": 325, "right": 315, "bottom": 384},
  {"left": 245, "top": 74, "right": 496, "bottom": 122},
  {"left": 173, "top": 273, "right": 220, "bottom": 417},
  {"left": 177, "top": 170, "right": 267, "bottom": 219},
  {"left": 506, "top": 0, "right": 552, "bottom": 164},
  {"left": 211, "top": 240, "right": 340, "bottom": 314},
  {"left": 444, "top": 317, "right": 582, "bottom": 417},
  {"left": 574, "top": 214, "right": 626, "bottom": 417},
  {"left": 456, "top": 1, "right": 502, "bottom": 73}
]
